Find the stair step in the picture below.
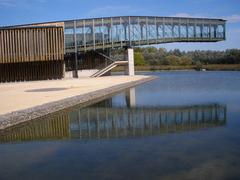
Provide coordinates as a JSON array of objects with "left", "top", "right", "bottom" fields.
[{"left": 91, "top": 61, "right": 128, "bottom": 77}]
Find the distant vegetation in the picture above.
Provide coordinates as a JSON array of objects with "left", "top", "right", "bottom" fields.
[{"left": 133, "top": 47, "right": 240, "bottom": 67}]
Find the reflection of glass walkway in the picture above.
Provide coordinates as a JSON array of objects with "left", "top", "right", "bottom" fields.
[
  {"left": 0, "top": 102, "right": 226, "bottom": 143},
  {"left": 70, "top": 104, "right": 226, "bottom": 139},
  {"left": 64, "top": 16, "right": 226, "bottom": 52}
]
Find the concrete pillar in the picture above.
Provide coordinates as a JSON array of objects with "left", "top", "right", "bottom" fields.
[
  {"left": 124, "top": 48, "right": 135, "bottom": 76},
  {"left": 126, "top": 88, "right": 136, "bottom": 108}
]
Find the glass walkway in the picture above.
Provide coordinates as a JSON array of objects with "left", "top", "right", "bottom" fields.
[{"left": 64, "top": 16, "right": 226, "bottom": 53}]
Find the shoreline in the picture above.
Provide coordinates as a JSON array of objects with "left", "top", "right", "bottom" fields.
[
  {"left": 0, "top": 76, "right": 157, "bottom": 130},
  {"left": 113, "top": 64, "right": 240, "bottom": 72}
]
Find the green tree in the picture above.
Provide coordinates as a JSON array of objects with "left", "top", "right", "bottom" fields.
[
  {"left": 134, "top": 52, "right": 145, "bottom": 66},
  {"left": 164, "top": 55, "right": 181, "bottom": 65},
  {"left": 195, "top": 60, "right": 202, "bottom": 71},
  {"left": 170, "top": 49, "right": 182, "bottom": 56},
  {"left": 225, "top": 49, "right": 240, "bottom": 64},
  {"left": 179, "top": 56, "right": 192, "bottom": 65}
]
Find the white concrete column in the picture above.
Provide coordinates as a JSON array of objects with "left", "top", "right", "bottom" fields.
[
  {"left": 126, "top": 88, "right": 136, "bottom": 108},
  {"left": 124, "top": 48, "right": 135, "bottom": 76},
  {"left": 129, "top": 88, "right": 136, "bottom": 107}
]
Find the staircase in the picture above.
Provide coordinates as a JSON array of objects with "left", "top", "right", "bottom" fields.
[
  {"left": 90, "top": 52, "right": 128, "bottom": 77},
  {"left": 91, "top": 61, "right": 128, "bottom": 77}
]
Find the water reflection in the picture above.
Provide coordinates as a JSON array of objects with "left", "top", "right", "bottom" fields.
[
  {"left": 70, "top": 103, "right": 226, "bottom": 140},
  {"left": 0, "top": 88, "right": 226, "bottom": 143}
]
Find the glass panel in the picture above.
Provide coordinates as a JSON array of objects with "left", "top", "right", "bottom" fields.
[
  {"left": 64, "top": 21, "right": 74, "bottom": 49},
  {"left": 139, "top": 17, "right": 147, "bottom": 41},
  {"left": 94, "top": 18, "right": 104, "bottom": 46},
  {"left": 195, "top": 25, "right": 201, "bottom": 38},
  {"left": 130, "top": 17, "right": 140, "bottom": 42},
  {"left": 76, "top": 20, "right": 84, "bottom": 47},
  {"left": 210, "top": 26, "right": 215, "bottom": 38},
  {"left": 148, "top": 17, "right": 157, "bottom": 40},
  {"left": 216, "top": 25, "right": 224, "bottom": 38},
  {"left": 84, "top": 19, "right": 93, "bottom": 46},
  {"left": 103, "top": 18, "right": 111, "bottom": 44},
  {"left": 112, "top": 17, "right": 121, "bottom": 42},
  {"left": 158, "top": 24, "right": 164, "bottom": 39},
  {"left": 188, "top": 25, "right": 194, "bottom": 38},
  {"left": 121, "top": 17, "right": 129, "bottom": 41},
  {"left": 203, "top": 25, "right": 209, "bottom": 38}
]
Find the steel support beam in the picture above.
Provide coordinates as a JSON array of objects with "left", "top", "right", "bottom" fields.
[{"left": 73, "top": 20, "right": 78, "bottom": 78}]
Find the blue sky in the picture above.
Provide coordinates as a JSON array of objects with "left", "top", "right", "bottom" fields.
[{"left": 0, "top": 0, "right": 239, "bottom": 51}]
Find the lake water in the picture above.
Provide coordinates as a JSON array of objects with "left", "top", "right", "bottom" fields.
[{"left": 0, "top": 71, "right": 240, "bottom": 180}]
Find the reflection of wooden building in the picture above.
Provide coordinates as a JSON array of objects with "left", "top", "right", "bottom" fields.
[
  {"left": 0, "top": 113, "right": 69, "bottom": 142},
  {"left": 0, "top": 103, "right": 226, "bottom": 143},
  {"left": 0, "top": 26, "right": 64, "bottom": 82}
]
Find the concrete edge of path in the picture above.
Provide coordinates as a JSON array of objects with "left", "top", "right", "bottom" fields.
[{"left": 0, "top": 76, "right": 158, "bottom": 130}]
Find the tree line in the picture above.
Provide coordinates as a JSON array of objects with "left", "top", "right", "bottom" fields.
[{"left": 133, "top": 47, "right": 240, "bottom": 66}]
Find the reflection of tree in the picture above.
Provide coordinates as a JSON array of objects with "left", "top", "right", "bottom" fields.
[{"left": 0, "top": 103, "right": 226, "bottom": 143}]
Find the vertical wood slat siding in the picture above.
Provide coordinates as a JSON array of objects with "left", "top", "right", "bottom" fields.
[
  {"left": 6, "top": 30, "right": 10, "bottom": 63},
  {"left": 0, "top": 61, "right": 64, "bottom": 82},
  {"left": 20, "top": 29, "right": 24, "bottom": 62},
  {"left": 0, "top": 26, "right": 64, "bottom": 82},
  {"left": 0, "top": 30, "right": 2, "bottom": 63},
  {"left": 0, "top": 27, "right": 64, "bottom": 64}
]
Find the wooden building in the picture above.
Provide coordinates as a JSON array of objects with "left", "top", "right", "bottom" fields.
[{"left": 0, "top": 26, "right": 64, "bottom": 82}]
